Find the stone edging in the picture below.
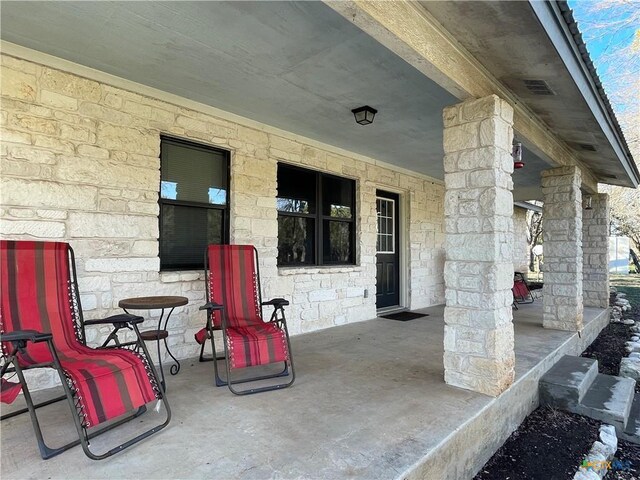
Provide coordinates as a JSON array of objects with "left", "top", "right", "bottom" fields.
[
  {"left": 573, "top": 424, "right": 617, "bottom": 479},
  {"left": 610, "top": 288, "right": 640, "bottom": 381}
]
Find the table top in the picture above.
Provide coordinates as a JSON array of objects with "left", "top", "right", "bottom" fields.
[{"left": 118, "top": 296, "right": 188, "bottom": 310}]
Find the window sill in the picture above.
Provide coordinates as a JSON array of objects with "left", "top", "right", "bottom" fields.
[{"left": 278, "top": 265, "right": 361, "bottom": 276}]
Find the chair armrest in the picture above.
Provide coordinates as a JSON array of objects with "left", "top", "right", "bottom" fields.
[
  {"left": 199, "top": 302, "right": 224, "bottom": 311},
  {"left": 262, "top": 298, "right": 289, "bottom": 307},
  {"left": 84, "top": 313, "right": 144, "bottom": 326},
  {"left": 0, "top": 330, "right": 52, "bottom": 344}
]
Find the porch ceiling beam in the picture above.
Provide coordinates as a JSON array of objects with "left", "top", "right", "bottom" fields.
[{"left": 324, "top": 0, "right": 598, "bottom": 193}]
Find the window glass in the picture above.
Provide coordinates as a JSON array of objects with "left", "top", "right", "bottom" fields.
[
  {"left": 277, "top": 216, "right": 315, "bottom": 265},
  {"left": 322, "top": 175, "right": 353, "bottom": 218},
  {"left": 160, "top": 205, "right": 224, "bottom": 269},
  {"left": 323, "top": 220, "right": 352, "bottom": 263},
  {"left": 277, "top": 165, "right": 316, "bottom": 214},
  {"left": 160, "top": 137, "right": 229, "bottom": 270},
  {"left": 161, "top": 140, "right": 227, "bottom": 205}
]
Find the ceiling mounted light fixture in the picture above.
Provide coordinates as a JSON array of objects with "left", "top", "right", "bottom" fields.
[
  {"left": 512, "top": 141, "right": 525, "bottom": 169},
  {"left": 351, "top": 106, "right": 377, "bottom": 125}
]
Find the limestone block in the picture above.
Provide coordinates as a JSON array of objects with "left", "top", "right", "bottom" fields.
[
  {"left": 9, "top": 145, "right": 56, "bottom": 164},
  {"left": 9, "top": 113, "right": 58, "bottom": 136},
  {"left": 80, "top": 294, "right": 98, "bottom": 310},
  {"left": 40, "top": 68, "right": 101, "bottom": 102},
  {"left": 96, "top": 123, "right": 158, "bottom": 156},
  {"left": 0, "top": 219, "right": 65, "bottom": 238},
  {"left": 1, "top": 55, "right": 37, "bottom": 74},
  {"left": 77, "top": 144, "right": 109, "bottom": 159},
  {"left": 443, "top": 121, "right": 480, "bottom": 152},
  {"left": 56, "top": 155, "right": 159, "bottom": 190},
  {"left": 41, "top": 90, "right": 78, "bottom": 110},
  {"left": 84, "top": 257, "right": 159, "bottom": 273},
  {"left": 2, "top": 177, "right": 98, "bottom": 209},
  {"left": 127, "top": 201, "right": 158, "bottom": 215},
  {"left": 68, "top": 212, "right": 157, "bottom": 238},
  {"left": 33, "top": 135, "right": 75, "bottom": 154},
  {"left": 0, "top": 65, "right": 36, "bottom": 101},
  {"left": 478, "top": 117, "right": 512, "bottom": 149},
  {"left": 176, "top": 115, "right": 207, "bottom": 132},
  {"left": 460, "top": 94, "right": 502, "bottom": 122},
  {"left": 2, "top": 129, "right": 32, "bottom": 145}
]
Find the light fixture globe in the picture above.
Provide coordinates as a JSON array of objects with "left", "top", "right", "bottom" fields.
[
  {"left": 512, "top": 141, "right": 525, "bottom": 169},
  {"left": 351, "top": 106, "right": 377, "bottom": 125}
]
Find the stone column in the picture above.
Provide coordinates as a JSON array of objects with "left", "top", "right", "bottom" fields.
[
  {"left": 541, "top": 166, "right": 583, "bottom": 331},
  {"left": 583, "top": 193, "right": 610, "bottom": 308},
  {"left": 442, "top": 95, "right": 515, "bottom": 397}
]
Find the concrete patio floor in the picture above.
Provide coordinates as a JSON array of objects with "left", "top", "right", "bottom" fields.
[{"left": 1, "top": 302, "right": 608, "bottom": 480}]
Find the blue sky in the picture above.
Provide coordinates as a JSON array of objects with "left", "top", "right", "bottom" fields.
[
  {"left": 568, "top": 0, "right": 639, "bottom": 112},
  {"left": 569, "top": 0, "right": 637, "bottom": 59}
]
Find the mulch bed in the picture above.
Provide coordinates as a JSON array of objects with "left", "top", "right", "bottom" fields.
[
  {"left": 610, "top": 439, "right": 640, "bottom": 479},
  {"left": 476, "top": 277, "right": 640, "bottom": 479},
  {"left": 473, "top": 408, "right": 600, "bottom": 480},
  {"left": 581, "top": 320, "right": 632, "bottom": 376}
]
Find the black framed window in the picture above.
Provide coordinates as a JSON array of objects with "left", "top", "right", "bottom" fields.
[
  {"left": 159, "top": 136, "right": 229, "bottom": 270},
  {"left": 277, "top": 164, "right": 355, "bottom": 266}
]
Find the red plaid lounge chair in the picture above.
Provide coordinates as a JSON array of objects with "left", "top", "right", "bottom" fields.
[
  {"left": 0, "top": 241, "right": 170, "bottom": 460},
  {"left": 195, "top": 245, "right": 295, "bottom": 395},
  {"left": 512, "top": 271, "right": 534, "bottom": 308}
]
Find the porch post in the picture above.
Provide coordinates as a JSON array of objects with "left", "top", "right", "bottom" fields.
[
  {"left": 582, "top": 193, "right": 610, "bottom": 308},
  {"left": 442, "top": 95, "right": 515, "bottom": 397},
  {"left": 541, "top": 166, "right": 584, "bottom": 330}
]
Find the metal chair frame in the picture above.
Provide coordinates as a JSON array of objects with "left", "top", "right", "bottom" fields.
[
  {"left": 0, "top": 245, "right": 171, "bottom": 460},
  {"left": 513, "top": 271, "right": 535, "bottom": 305},
  {"left": 199, "top": 246, "right": 295, "bottom": 395}
]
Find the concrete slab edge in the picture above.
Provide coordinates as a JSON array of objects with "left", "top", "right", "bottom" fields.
[{"left": 402, "top": 307, "right": 610, "bottom": 480}]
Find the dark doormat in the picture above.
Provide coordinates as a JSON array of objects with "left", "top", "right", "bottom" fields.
[{"left": 381, "top": 311, "right": 429, "bottom": 321}]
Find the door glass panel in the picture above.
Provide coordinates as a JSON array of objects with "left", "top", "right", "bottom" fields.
[{"left": 376, "top": 197, "right": 395, "bottom": 254}]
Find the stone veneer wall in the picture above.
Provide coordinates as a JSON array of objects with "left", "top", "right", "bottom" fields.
[
  {"left": 442, "top": 95, "right": 515, "bottom": 397},
  {"left": 0, "top": 54, "right": 445, "bottom": 389},
  {"left": 513, "top": 206, "right": 529, "bottom": 274},
  {"left": 541, "top": 166, "right": 584, "bottom": 331},
  {"left": 582, "top": 193, "right": 610, "bottom": 308}
]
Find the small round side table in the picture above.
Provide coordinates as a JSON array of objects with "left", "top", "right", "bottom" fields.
[{"left": 118, "top": 295, "right": 188, "bottom": 391}]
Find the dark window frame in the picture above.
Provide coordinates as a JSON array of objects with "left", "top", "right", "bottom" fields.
[
  {"left": 159, "top": 135, "right": 230, "bottom": 271},
  {"left": 277, "top": 163, "right": 356, "bottom": 267}
]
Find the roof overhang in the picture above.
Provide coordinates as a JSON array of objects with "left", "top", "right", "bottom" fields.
[
  {"left": 418, "top": 0, "right": 638, "bottom": 189},
  {"left": 531, "top": 1, "right": 639, "bottom": 188}
]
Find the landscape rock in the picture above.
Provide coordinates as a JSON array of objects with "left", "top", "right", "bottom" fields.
[
  {"left": 573, "top": 470, "right": 600, "bottom": 480},
  {"left": 625, "top": 341, "right": 640, "bottom": 353},
  {"left": 619, "top": 357, "right": 640, "bottom": 380},
  {"left": 574, "top": 425, "right": 618, "bottom": 480},
  {"left": 623, "top": 319, "right": 635, "bottom": 325},
  {"left": 599, "top": 424, "right": 617, "bottom": 452}
]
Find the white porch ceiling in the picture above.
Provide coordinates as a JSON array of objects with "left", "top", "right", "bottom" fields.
[{"left": 1, "top": 1, "right": 548, "bottom": 198}]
